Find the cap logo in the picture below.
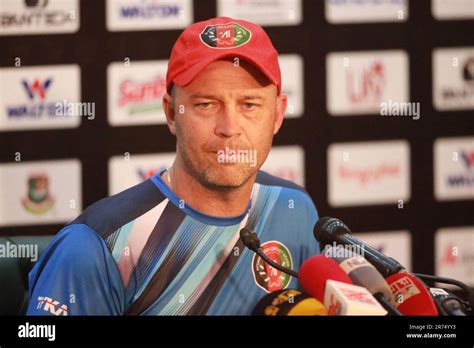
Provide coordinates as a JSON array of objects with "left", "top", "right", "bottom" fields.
[{"left": 200, "top": 22, "right": 252, "bottom": 49}]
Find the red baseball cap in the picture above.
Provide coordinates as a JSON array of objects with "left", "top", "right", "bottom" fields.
[{"left": 166, "top": 17, "right": 282, "bottom": 95}]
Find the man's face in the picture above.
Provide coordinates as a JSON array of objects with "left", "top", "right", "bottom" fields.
[{"left": 164, "top": 59, "right": 287, "bottom": 191}]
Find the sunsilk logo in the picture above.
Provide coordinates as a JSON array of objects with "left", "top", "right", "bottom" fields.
[{"left": 120, "top": 3, "right": 181, "bottom": 18}]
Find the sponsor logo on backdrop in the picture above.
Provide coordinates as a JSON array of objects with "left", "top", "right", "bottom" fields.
[
  {"left": 434, "top": 137, "right": 474, "bottom": 200},
  {"left": 328, "top": 141, "right": 410, "bottom": 206},
  {"left": 325, "top": 0, "right": 408, "bottom": 23},
  {"left": 217, "top": 0, "right": 302, "bottom": 26},
  {"left": 327, "top": 51, "right": 409, "bottom": 116},
  {"left": 118, "top": 75, "right": 166, "bottom": 114},
  {"left": 0, "top": 0, "right": 79, "bottom": 36},
  {"left": 432, "top": 0, "right": 474, "bottom": 20},
  {"left": 106, "top": 0, "right": 193, "bottom": 31},
  {"left": 22, "top": 173, "right": 55, "bottom": 215},
  {"left": 436, "top": 227, "right": 474, "bottom": 286},
  {"left": 8, "top": 78, "right": 55, "bottom": 119},
  {"left": 433, "top": 48, "right": 474, "bottom": 111},
  {"left": 448, "top": 150, "right": 474, "bottom": 187},
  {"left": 279, "top": 54, "right": 304, "bottom": 118},
  {"left": 339, "top": 163, "right": 400, "bottom": 185},
  {"left": 252, "top": 241, "right": 293, "bottom": 293},
  {"left": 0, "top": 65, "right": 81, "bottom": 131},
  {"left": 346, "top": 60, "right": 385, "bottom": 107},
  {"left": 353, "top": 231, "right": 411, "bottom": 271},
  {"left": 260, "top": 145, "right": 305, "bottom": 186},
  {"left": 108, "top": 153, "right": 175, "bottom": 194},
  {"left": 0, "top": 159, "right": 81, "bottom": 227},
  {"left": 443, "top": 56, "right": 474, "bottom": 106},
  {"left": 137, "top": 168, "right": 162, "bottom": 181},
  {"left": 107, "top": 60, "right": 168, "bottom": 126}
]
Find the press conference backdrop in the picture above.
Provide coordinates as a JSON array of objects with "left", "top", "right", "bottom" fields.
[{"left": 0, "top": 0, "right": 473, "bottom": 287}]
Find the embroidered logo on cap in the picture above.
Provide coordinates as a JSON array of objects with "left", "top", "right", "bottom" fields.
[{"left": 200, "top": 23, "right": 252, "bottom": 49}]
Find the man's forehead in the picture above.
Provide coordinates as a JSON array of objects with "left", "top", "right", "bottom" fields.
[{"left": 180, "top": 85, "right": 276, "bottom": 100}]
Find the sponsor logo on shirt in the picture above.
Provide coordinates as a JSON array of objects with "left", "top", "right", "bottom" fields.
[
  {"left": 252, "top": 240, "right": 293, "bottom": 293},
  {"left": 35, "top": 296, "right": 68, "bottom": 316}
]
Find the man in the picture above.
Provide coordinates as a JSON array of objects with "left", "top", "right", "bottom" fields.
[{"left": 27, "top": 17, "right": 320, "bottom": 316}]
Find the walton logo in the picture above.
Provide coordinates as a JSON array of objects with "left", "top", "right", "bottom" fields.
[
  {"left": 22, "top": 78, "right": 53, "bottom": 101},
  {"left": 36, "top": 296, "right": 68, "bottom": 316},
  {"left": 461, "top": 150, "right": 474, "bottom": 168},
  {"left": 446, "top": 150, "right": 474, "bottom": 187}
]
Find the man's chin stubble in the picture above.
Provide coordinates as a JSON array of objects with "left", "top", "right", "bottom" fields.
[{"left": 201, "top": 168, "right": 255, "bottom": 192}]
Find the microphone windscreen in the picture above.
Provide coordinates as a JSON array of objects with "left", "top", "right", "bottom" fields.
[
  {"left": 252, "top": 289, "right": 327, "bottom": 316},
  {"left": 325, "top": 246, "right": 393, "bottom": 300},
  {"left": 299, "top": 255, "right": 353, "bottom": 302},
  {"left": 386, "top": 273, "right": 438, "bottom": 316}
]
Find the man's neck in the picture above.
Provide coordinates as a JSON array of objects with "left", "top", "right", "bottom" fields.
[{"left": 162, "top": 162, "right": 256, "bottom": 217}]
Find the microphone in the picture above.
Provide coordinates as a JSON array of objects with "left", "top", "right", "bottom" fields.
[
  {"left": 412, "top": 273, "right": 474, "bottom": 309},
  {"left": 299, "top": 255, "right": 353, "bottom": 302},
  {"left": 240, "top": 227, "right": 298, "bottom": 278},
  {"left": 429, "top": 288, "right": 468, "bottom": 316},
  {"left": 324, "top": 246, "right": 401, "bottom": 316},
  {"left": 299, "top": 255, "right": 386, "bottom": 315},
  {"left": 252, "top": 289, "right": 327, "bottom": 316},
  {"left": 386, "top": 272, "right": 438, "bottom": 315},
  {"left": 313, "top": 217, "right": 404, "bottom": 277},
  {"left": 324, "top": 280, "right": 388, "bottom": 316}
]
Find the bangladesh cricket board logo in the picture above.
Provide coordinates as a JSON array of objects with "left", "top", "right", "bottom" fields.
[
  {"left": 252, "top": 241, "right": 293, "bottom": 293},
  {"left": 22, "top": 173, "right": 55, "bottom": 215},
  {"left": 200, "top": 23, "right": 251, "bottom": 49}
]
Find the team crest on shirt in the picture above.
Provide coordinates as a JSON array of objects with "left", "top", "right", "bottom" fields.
[
  {"left": 252, "top": 240, "right": 293, "bottom": 293},
  {"left": 200, "top": 23, "right": 252, "bottom": 49}
]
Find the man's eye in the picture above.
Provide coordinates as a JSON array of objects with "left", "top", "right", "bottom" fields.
[
  {"left": 243, "top": 103, "right": 257, "bottom": 110},
  {"left": 197, "top": 102, "right": 213, "bottom": 109}
]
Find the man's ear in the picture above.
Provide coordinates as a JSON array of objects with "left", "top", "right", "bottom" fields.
[
  {"left": 273, "top": 94, "right": 287, "bottom": 135},
  {"left": 162, "top": 93, "right": 177, "bottom": 135}
]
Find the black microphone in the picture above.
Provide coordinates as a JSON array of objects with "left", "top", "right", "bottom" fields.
[
  {"left": 314, "top": 217, "right": 404, "bottom": 277},
  {"left": 412, "top": 273, "right": 474, "bottom": 309},
  {"left": 240, "top": 227, "right": 298, "bottom": 278},
  {"left": 429, "top": 288, "right": 468, "bottom": 316}
]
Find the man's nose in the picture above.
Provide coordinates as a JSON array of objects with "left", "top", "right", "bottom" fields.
[{"left": 214, "top": 106, "right": 242, "bottom": 138}]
